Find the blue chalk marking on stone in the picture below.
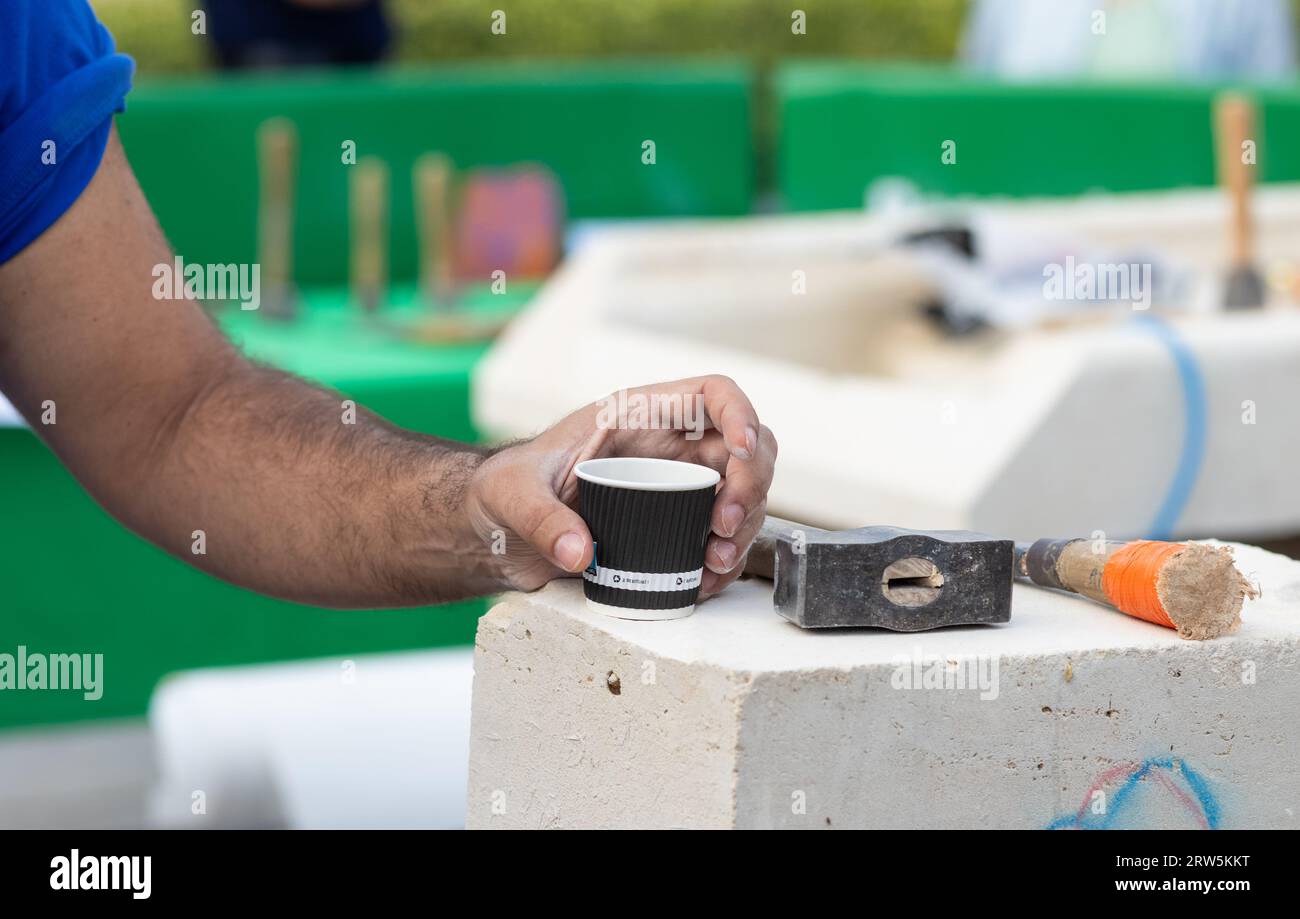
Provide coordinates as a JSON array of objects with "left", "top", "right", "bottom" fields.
[{"left": 1048, "top": 757, "right": 1220, "bottom": 830}]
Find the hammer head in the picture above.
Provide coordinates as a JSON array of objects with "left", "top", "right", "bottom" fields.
[{"left": 769, "top": 525, "right": 1013, "bottom": 631}]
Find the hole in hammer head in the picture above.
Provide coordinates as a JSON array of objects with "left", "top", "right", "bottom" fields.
[{"left": 881, "top": 557, "right": 944, "bottom": 607}]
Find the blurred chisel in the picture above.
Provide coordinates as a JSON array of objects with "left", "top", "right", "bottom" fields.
[
  {"left": 349, "top": 156, "right": 390, "bottom": 314},
  {"left": 414, "top": 152, "right": 457, "bottom": 309},
  {"left": 256, "top": 117, "right": 299, "bottom": 320},
  {"left": 1214, "top": 92, "right": 1265, "bottom": 310}
]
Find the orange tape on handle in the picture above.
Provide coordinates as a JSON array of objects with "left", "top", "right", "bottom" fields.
[{"left": 1101, "top": 540, "right": 1186, "bottom": 629}]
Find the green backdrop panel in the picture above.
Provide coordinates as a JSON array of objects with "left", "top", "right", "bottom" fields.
[
  {"left": 778, "top": 63, "right": 1300, "bottom": 210},
  {"left": 117, "top": 60, "right": 754, "bottom": 287},
  {"left": 219, "top": 284, "right": 536, "bottom": 438}
]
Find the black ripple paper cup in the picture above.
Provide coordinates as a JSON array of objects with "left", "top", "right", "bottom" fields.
[{"left": 576, "top": 457, "right": 720, "bottom": 620}]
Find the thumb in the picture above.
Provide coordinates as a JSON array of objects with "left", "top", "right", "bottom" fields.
[{"left": 505, "top": 489, "right": 592, "bottom": 574}]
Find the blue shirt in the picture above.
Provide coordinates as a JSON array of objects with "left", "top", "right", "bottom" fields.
[{"left": 0, "top": 1, "right": 134, "bottom": 264}]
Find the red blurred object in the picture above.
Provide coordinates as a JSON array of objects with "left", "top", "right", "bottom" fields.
[{"left": 453, "top": 166, "right": 564, "bottom": 281}]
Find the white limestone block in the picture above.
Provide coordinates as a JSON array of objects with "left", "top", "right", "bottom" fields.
[
  {"left": 467, "top": 543, "right": 1300, "bottom": 829},
  {"left": 474, "top": 189, "right": 1300, "bottom": 542}
]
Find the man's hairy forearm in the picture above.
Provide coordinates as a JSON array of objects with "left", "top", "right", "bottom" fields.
[
  {"left": 0, "top": 131, "right": 507, "bottom": 608},
  {"left": 126, "top": 352, "right": 505, "bottom": 607}
]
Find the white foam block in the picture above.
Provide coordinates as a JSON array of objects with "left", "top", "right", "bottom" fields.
[{"left": 150, "top": 648, "right": 474, "bottom": 829}]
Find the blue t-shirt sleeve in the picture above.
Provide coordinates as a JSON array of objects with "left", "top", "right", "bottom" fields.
[{"left": 0, "top": 1, "right": 135, "bottom": 264}]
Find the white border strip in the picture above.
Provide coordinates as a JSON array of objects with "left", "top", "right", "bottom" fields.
[{"left": 583, "top": 566, "right": 702, "bottom": 592}]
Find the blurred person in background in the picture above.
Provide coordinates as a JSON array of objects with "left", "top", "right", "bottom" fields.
[
  {"left": 963, "top": 0, "right": 1295, "bottom": 80},
  {"left": 202, "top": 0, "right": 392, "bottom": 69}
]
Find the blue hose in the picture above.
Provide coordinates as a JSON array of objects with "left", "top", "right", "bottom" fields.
[{"left": 1132, "top": 314, "right": 1208, "bottom": 540}]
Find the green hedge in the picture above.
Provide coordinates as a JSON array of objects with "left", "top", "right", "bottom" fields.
[{"left": 99, "top": 0, "right": 967, "bottom": 74}]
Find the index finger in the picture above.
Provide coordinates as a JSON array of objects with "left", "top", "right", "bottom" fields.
[{"left": 622, "top": 374, "right": 759, "bottom": 460}]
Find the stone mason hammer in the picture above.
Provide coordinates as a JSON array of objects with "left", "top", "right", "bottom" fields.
[{"left": 743, "top": 517, "right": 1014, "bottom": 630}]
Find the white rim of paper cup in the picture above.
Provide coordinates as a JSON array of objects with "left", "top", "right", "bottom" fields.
[
  {"left": 574, "top": 457, "right": 720, "bottom": 492},
  {"left": 586, "top": 599, "right": 696, "bottom": 620}
]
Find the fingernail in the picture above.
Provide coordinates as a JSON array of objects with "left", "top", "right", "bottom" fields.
[
  {"left": 719, "top": 503, "right": 745, "bottom": 537},
  {"left": 554, "top": 532, "right": 587, "bottom": 572},
  {"left": 711, "top": 539, "right": 738, "bottom": 572},
  {"left": 730, "top": 429, "right": 754, "bottom": 460},
  {"left": 745, "top": 426, "right": 758, "bottom": 456}
]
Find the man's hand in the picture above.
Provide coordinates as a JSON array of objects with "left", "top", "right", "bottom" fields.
[{"left": 466, "top": 376, "right": 776, "bottom": 599}]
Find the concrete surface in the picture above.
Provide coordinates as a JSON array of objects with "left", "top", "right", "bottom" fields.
[{"left": 467, "top": 542, "right": 1300, "bottom": 829}]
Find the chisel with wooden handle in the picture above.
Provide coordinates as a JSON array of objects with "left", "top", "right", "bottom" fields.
[
  {"left": 256, "top": 117, "right": 299, "bottom": 320},
  {"left": 1015, "top": 537, "right": 1257, "bottom": 640}
]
